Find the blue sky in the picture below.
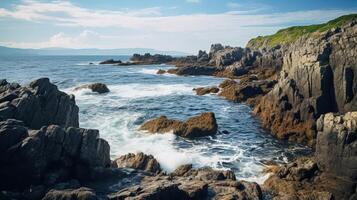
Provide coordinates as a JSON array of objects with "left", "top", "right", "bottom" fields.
[{"left": 0, "top": 0, "right": 356, "bottom": 53}]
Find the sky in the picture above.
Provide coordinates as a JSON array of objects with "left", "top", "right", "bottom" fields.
[{"left": 0, "top": 0, "right": 356, "bottom": 53}]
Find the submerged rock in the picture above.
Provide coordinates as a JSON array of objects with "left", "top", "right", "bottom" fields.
[
  {"left": 75, "top": 83, "right": 110, "bottom": 94},
  {"left": 112, "top": 152, "right": 161, "bottom": 174},
  {"left": 193, "top": 86, "right": 219, "bottom": 95},
  {"left": 139, "top": 112, "right": 218, "bottom": 138}
]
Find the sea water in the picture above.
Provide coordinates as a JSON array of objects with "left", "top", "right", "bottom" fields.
[{"left": 0, "top": 55, "right": 311, "bottom": 183}]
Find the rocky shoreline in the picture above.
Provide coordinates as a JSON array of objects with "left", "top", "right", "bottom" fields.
[
  {"left": 100, "top": 14, "right": 356, "bottom": 199},
  {"left": 1, "top": 14, "right": 357, "bottom": 200},
  {"left": 0, "top": 78, "right": 264, "bottom": 200}
]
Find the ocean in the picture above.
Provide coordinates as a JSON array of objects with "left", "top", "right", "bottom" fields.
[{"left": 0, "top": 55, "right": 310, "bottom": 183}]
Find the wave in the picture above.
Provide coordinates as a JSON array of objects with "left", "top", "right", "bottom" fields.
[
  {"left": 75, "top": 61, "right": 101, "bottom": 66},
  {"left": 65, "top": 83, "right": 195, "bottom": 100}
]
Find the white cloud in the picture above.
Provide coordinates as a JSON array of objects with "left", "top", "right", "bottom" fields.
[{"left": 0, "top": 0, "right": 356, "bottom": 53}]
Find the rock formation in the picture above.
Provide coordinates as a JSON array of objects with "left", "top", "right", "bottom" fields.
[
  {"left": 109, "top": 165, "right": 262, "bottom": 200},
  {"left": 254, "top": 19, "right": 357, "bottom": 146},
  {"left": 112, "top": 152, "right": 162, "bottom": 174},
  {"left": 0, "top": 78, "right": 79, "bottom": 129},
  {"left": 99, "top": 59, "right": 122, "bottom": 65},
  {"left": 140, "top": 112, "right": 218, "bottom": 138},
  {"left": 74, "top": 83, "right": 110, "bottom": 94}
]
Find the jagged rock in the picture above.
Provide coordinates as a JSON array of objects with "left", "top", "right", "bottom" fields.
[
  {"left": 74, "top": 83, "right": 109, "bottom": 94},
  {"left": 42, "top": 187, "right": 98, "bottom": 200},
  {"left": 193, "top": 86, "right": 219, "bottom": 95},
  {"left": 263, "top": 156, "right": 356, "bottom": 200},
  {"left": 0, "top": 78, "right": 79, "bottom": 129},
  {"left": 110, "top": 165, "right": 262, "bottom": 200},
  {"left": 140, "top": 112, "right": 218, "bottom": 138},
  {"left": 112, "top": 152, "right": 161, "bottom": 174},
  {"left": 219, "top": 79, "right": 276, "bottom": 106},
  {"left": 315, "top": 112, "right": 357, "bottom": 180},
  {"left": 99, "top": 59, "right": 122, "bottom": 64},
  {"left": 0, "top": 121, "right": 110, "bottom": 189},
  {"left": 197, "top": 50, "right": 209, "bottom": 62}
]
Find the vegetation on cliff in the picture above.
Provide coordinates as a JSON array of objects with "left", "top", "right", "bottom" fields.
[{"left": 247, "top": 14, "right": 357, "bottom": 49}]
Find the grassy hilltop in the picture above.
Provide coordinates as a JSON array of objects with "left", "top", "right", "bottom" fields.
[{"left": 247, "top": 14, "right": 357, "bottom": 49}]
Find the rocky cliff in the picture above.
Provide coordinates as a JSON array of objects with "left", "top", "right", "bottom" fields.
[{"left": 254, "top": 17, "right": 357, "bottom": 146}]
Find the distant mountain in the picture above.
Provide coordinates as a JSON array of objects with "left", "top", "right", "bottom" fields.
[{"left": 0, "top": 46, "right": 189, "bottom": 56}]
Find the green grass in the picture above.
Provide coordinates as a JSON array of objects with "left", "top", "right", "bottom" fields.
[{"left": 247, "top": 14, "right": 357, "bottom": 49}]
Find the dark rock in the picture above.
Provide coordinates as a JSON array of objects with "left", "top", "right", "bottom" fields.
[
  {"left": 0, "top": 123, "right": 110, "bottom": 189},
  {"left": 74, "top": 83, "right": 109, "bottom": 94},
  {"left": 140, "top": 112, "right": 218, "bottom": 138},
  {"left": 130, "top": 53, "right": 174, "bottom": 65},
  {"left": 99, "top": 59, "right": 122, "bottom": 64},
  {"left": 168, "top": 66, "right": 219, "bottom": 76},
  {"left": 112, "top": 152, "right": 161, "bottom": 174},
  {"left": 42, "top": 187, "right": 98, "bottom": 200},
  {"left": 0, "top": 78, "right": 79, "bottom": 129}
]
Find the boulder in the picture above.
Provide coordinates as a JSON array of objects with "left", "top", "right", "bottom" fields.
[
  {"left": 0, "top": 78, "right": 79, "bottom": 129},
  {"left": 193, "top": 86, "right": 219, "bottom": 95},
  {"left": 176, "top": 112, "right": 218, "bottom": 138},
  {"left": 140, "top": 112, "right": 218, "bottom": 138},
  {"left": 99, "top": 59, "right": 122, "bottom": 64},
  {"left": 219, "top": 79, "right": 276, "bottom": 106},
  {"left": 74, "top": 83, "right": 109, "bottom": 94},
  {"left": 112, "top": 152, "right": 161, "bottom": 174}
]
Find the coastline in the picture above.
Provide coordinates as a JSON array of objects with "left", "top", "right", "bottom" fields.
[{"left": 0, "top": 14, "right": 356, "bottom": 200}]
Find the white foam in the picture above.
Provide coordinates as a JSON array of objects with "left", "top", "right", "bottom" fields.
[
  {"left": 139, "top": 68, "right": 160, "bottom": 75},
  {"left": 76, "top": 61, "right": 100, "bottom": 66},
  {"left": 65, "top": 83, "right": 195, "bottom": 100}
]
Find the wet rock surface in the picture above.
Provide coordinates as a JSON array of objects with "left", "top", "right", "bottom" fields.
[
  {"left": 112, "top": 152, "right": 162, "bottom": 174},
  {"left": 140, "top": 112, "right": 218, "bottom": 138},
  {"left": 74, "top": 83, "right": 110, "bottom": 94},
  {"left": 193, "top": 86, "right": 219, "bottom": 95}
]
